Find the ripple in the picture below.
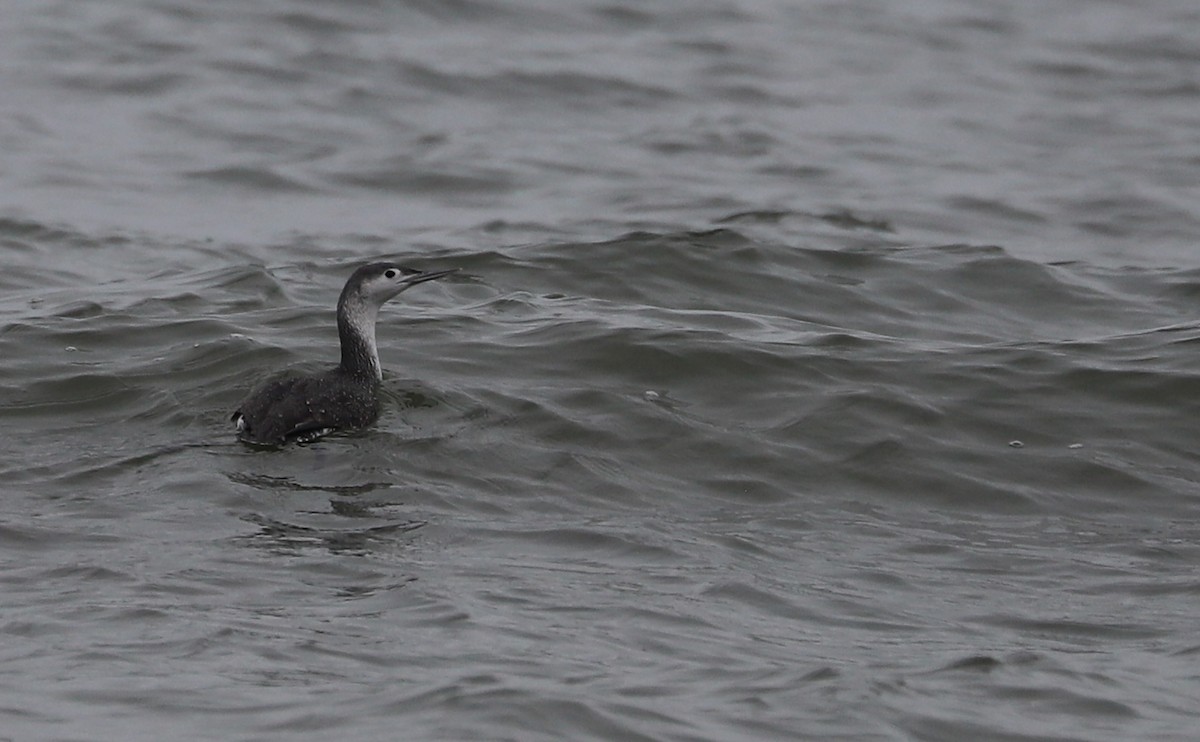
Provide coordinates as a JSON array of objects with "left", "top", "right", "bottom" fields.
[{"left": 184, "top": 165, "right": 318, "bottom": 193}]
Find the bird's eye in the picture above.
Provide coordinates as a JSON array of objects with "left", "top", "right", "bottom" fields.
[{"left": 384, "top": 269, "right": 398, "bottom": 279}]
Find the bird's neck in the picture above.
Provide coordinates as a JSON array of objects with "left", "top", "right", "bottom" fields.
[{"left": 337, "top": 294, "right": 382, "bottom": 382}]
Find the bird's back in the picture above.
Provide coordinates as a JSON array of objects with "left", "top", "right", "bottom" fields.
[{"left": 231, "top": 369, "right": 381, "bottom": 446}]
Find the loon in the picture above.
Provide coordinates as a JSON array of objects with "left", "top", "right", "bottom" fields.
[{"left": 231, "top": 262, "right": 456, "bottom": 446}]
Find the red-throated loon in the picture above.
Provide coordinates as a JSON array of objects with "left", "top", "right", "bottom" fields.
[{"left": 231, "top": 262, "right": 456, "bottom": 445}]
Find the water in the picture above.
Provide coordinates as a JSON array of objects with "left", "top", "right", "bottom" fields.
[{"left": 2, "top": 1, "right": 1199, "bottom": 739}]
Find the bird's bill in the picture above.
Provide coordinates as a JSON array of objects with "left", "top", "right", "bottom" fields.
[{"left": 401, "top": 267, "right": 459, "bottom": 285}]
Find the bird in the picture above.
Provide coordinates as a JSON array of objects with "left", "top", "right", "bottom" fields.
[{"left": 231, "top": 262, "right": 456, "bottom": 446}]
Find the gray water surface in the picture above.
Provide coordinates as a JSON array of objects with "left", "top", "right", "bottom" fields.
[{"left": 2, "top": 1, "right": 1199, "bottom": 740}]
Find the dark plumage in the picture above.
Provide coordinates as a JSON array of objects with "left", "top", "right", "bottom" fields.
[{"left": 231, "top": 262, "right": 456, "bottom": 446}]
